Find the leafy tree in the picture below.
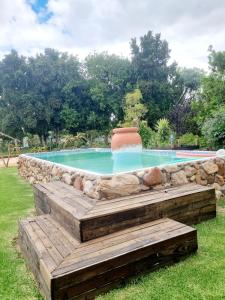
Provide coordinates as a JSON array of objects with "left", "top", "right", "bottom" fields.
[
  {"left": 60, "top": 104, "right": 80, "bottom": 132},
  {"left": 0, "top": 49, "right": 81, "bottom": 144},
  {"left": 170, "top": 67, "right": 204, "bottom": 135},
  {"left": 0, "top": 50, "right": 28, "bottom": 138},
  {"left": 85, "top": 52, "right": 133, "bottom": 126},
  {"left": 202, "top": 106, "right": 225, "bottom": 149},
  {"left": 194, "top": 48, "right": 225, "bottom": 129},
  {"left": 26, "top": 49, "right": 81, "bottom": 143},
  {"left": 61, "top": 80, "right": 109, "bottom": 132},
  {"left": 193, "top": 74, "right": 225, "bottom": 126},
  {"left": 208, "top": 45, "right": 225, "bottom": 74},
  {"left": 120, "top": 88, "right": 147, "bottom": 127},
  {"left": 130, "top": 31, "right": 179, "bottom": 126}
]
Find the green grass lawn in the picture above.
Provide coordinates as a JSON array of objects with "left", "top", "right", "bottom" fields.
[
  {"left": 0, "top": 167, "right": 41, "bottom": 300},
  {"left": 1, "top": 167, "right": 225, "bottom": 300}
]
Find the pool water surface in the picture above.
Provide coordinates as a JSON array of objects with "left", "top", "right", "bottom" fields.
[{"left": 29, "top": 149, "right": 208, "bottom": 175}]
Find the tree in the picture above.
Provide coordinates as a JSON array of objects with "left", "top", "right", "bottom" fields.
[
  {"left": 169, "top": 67, "right": 204, "bottom": 135},
  {"left": 0, "top": 50, "right": 28, "bottom": 138},
  {"left": 61, "top": 80, "right": 109, "bottom": 133},
  {"left": 0, "top": 49, "right": 81, "bottom": 144},
  {"left": 208, "top": 45, "right": 225, "bottom": 74},
  {"left": 26, "top": 49, "right": 81, "bottom": 143},
  {"left": 85, "top": 52, "right": 133, "bottom": 126},
  {"left": 120, "top": 88, "right": 147, "bottom": 127},
  {"left": 202, "top": 106, "right": 225, "bottom": 149},
  {"left": 194, "top": 47, "right": 225, "bottom": 129},
  {"left": 130, "top": 31, "right": 178, "bottom": 126}
]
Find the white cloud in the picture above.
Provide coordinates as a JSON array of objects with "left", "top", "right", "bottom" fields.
[{"left": 1, "top": 0, "right": 225, "bottom": 69}]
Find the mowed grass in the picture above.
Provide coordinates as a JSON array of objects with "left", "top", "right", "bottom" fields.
[
  {"left": 0, "top": 167, "right": 41, "bottom": 300},
  {"left": 1, "top": 167, "right": 225, "bottom": 299}
]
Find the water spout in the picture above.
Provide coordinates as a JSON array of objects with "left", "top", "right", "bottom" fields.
[{"left": 111, "top": 127, "right": 143, "bottom": 172}]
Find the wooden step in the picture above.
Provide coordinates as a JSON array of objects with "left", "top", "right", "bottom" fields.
[
  {"left": 34, "top": 181, "right": 216, "bottom": 242},
  {"left": 33, "top": 181, "right": 96, "bottom": 241},
  {"left": 19, "top": 216, "right": 198, "bottom": 300}
]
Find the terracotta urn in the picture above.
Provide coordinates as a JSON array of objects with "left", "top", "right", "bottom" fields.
[{"left": 111, "top": 127, "right": 142, "bottom": 151}]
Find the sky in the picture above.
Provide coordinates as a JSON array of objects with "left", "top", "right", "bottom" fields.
[{"left": 1, "top": 0, "right": 225, "bottom": 69}]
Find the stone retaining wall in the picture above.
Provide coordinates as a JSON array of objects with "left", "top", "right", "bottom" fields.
[{"left": 18, "top": 154, "right": 225, "bottom": 200}]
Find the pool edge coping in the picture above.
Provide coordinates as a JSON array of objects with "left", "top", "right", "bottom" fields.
[{"left": 19, "top": 148, "right": 218, "bottom": 178}]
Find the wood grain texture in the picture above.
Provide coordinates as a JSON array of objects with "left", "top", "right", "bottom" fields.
[
  {"left": 20, "top": 182, "right": 216, "bottom": 298},
  {"left": 19, "top": 216, "right": 197, "bottom": 300},
  {"left": 33, "top": 182, "right": 215, "bottom": 242}
]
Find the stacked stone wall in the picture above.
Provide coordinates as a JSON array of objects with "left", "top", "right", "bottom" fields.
[{"left": 18, "top": 155, "right": 225, "bottom": 200}]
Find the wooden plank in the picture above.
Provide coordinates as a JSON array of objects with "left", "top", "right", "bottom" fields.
[
  {"left": 58, "top": 226, "right": 194, "bottom": 274},
  {"left": 46, "top": 196, "right": 82, "bottom": 241},
  {"left": 78, "top": 218, "right": 168, "bottom": 247},
  {"left": 35, "top": 186, "right": 91, "bottom": 218},
  {"left": 62, "top": 220, "right": 183, "bottom": 266},
  {"left": 29, "top": 221, "right": 64, "bottom": 267},
  {"left": 86, "top": 187, "right": 215, "bottom": 216},
  {"left": 34, "top": 194, "right": 51, "bottom": 215},
  {"left": 19, "top": 215, "right": 197, "bottom": 300},
  {"left": 33, "top": 181, "right": 215, "bottom": 243},
  {"left": 80, "top": 188, "right": 215, "bottom": 241},
  {"left": 54, "top": 239, "right": 196, "bottom": 299},
  {"left": 35, "top": 216, "right": 77, "bottom": 257},
  {"left": 45, "top": 215, "right": 81, "bottom": 248},
  {"left": 20, "top": 220, "right": 57, "bottom": 273},
  {"left": 95, "top": 183, "right": 212, "bottom": 206},
  {"left": 41, "top": 181, "right": 95, "bottom": 207},
  {"left": 52, "top": 227, "right": 197, "bottom": 292},
  {"left": 60, "top": 225, "right": 189, "bottom": 273},
  {"left": 18, "top": 220, "right": 53, "bottom": 298},
  {"left": 54, "top": 219, "right": 196, "bottom": 276}
]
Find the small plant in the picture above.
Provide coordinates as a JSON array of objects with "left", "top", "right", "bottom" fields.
[
  {"left": 139, "top": 121, "right": 154, "bottom": 148},
  {"left": 59, "top": 133, "right": 88, "bottom": 149},
  {"left": 179, "top": 133, "right": 199, "bottom": 146},
  {"left": 27, "top": 134, "right": 41, "bottom": 147},
  {"left": 155, "top": 118, "right": 171, "bottom": 143},
  {"left": 120, "top": 88, "right": 147, "bottom": 127}
]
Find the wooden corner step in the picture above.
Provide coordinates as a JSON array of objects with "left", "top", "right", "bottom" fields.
[
  {"left": 33, "top": 181, "right": 215, "bottom": 242},
  {"left": 19, "top": 216, "right": 197, "bottom": 300}
]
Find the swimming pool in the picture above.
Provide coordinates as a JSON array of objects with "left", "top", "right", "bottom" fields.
[
  {"left": 27, "top": 149, "right": 216, "bottom": 175},
  {"left": 19, "top": 149, "right": 219, "bottom": 200}
]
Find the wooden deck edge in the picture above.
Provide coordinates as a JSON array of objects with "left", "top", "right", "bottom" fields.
[
  {"left": 34, "top": 181, "right": 215, "bottom": 242},
  {"left": 18, "top": 219, "right": 53, "bottom": 300},
  {"left": 18, "top": 215, "right": 198, "bottom": 300},
  {"left": 51, "top": 229, "right": 198, "bottom": 299},
  {"left": 80, "top": 189, "right": 215, "bottom": 241},
  {"left": 34, "top": 188, "right": 82, "bottom": 242}
]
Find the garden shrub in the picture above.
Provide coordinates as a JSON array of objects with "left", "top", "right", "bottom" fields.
[
  {"left": 202, "top": 107, "right": 225, "bottom": 149},
  {"left": 179, "top": 133, "right": 199, "bottom": 146},
  {"left": 59, "top": 133, "right": 88, "bottom": 149},
  {"left": 155, "top": 118, "right": 171, "bottom": 143},
  {"left": 139, "top": 121, "right": 154, "bottom": 148}
]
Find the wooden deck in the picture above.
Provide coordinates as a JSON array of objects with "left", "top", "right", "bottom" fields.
[
  {"left": 19, "top": 216, "right": 197, "bottom": 300},
  {"left": 19, "top": 181, "right": 216, "bottom": 299},
  {"left": 33, "top": 182, "right": 216, "bottom": 242}
]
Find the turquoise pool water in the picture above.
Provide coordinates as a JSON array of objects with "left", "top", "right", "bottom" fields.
[{"left": 29, "top": 149, "right": 203, "bottom": 175}]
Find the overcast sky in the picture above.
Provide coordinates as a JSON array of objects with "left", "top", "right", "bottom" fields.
[{"left": 1, "top": 0, "right": 225, "bottom": 69}]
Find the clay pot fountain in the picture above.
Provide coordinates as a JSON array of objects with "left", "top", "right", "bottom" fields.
[
  {"left": 111, "top": 127, "right": 142, "bottom": 151},
  {"left": 111, "top": 127, "right": 143, "bottom": 173}
]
